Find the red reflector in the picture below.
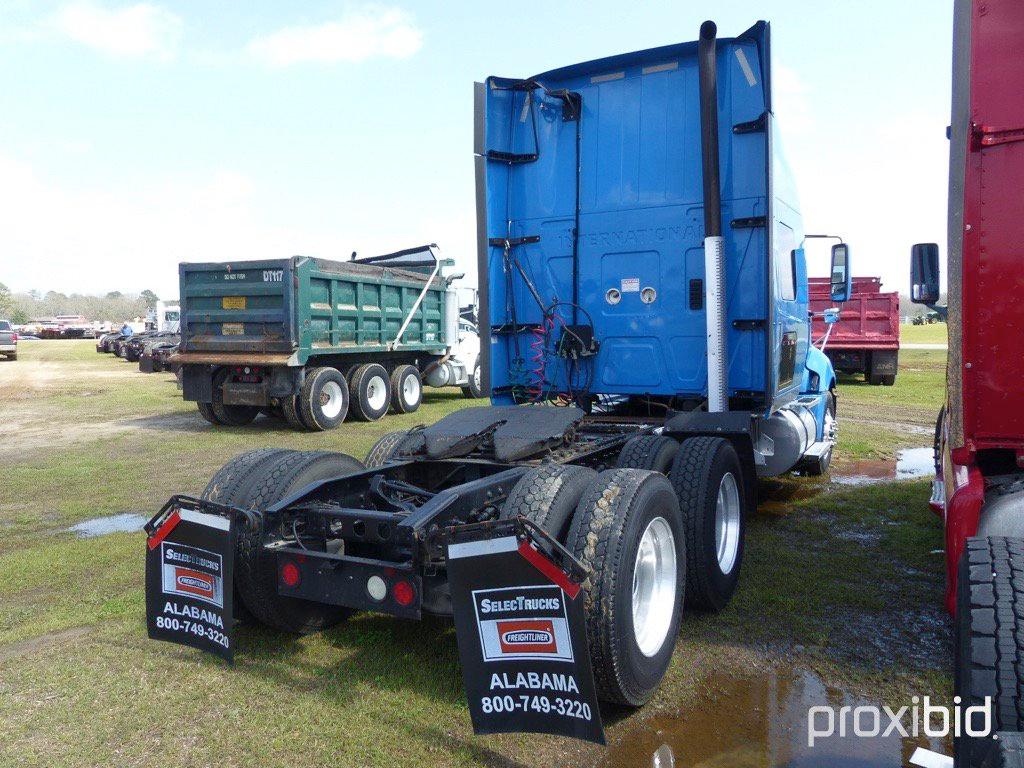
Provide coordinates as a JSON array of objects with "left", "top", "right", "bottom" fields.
[
  {"left": 393, "top": 580, "right": 415, "bottom": 607},
  {"left": 281, "top": 562, "right": 301, "bottom": 587}
]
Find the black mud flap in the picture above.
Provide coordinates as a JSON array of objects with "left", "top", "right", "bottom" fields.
[
  {"left": 445, "top": 520, "right": 606, "bottom": 745},
  {"left": 144, "top": 496, "right": 244, "bottom": 663}
]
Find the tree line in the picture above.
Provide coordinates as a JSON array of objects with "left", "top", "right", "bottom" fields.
[{"left": 0, "top": 283, "right": 160, "bottom": 324}]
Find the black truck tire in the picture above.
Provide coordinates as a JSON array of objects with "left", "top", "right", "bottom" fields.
[
  {"left": 201, "top": 448, "right": 295, "bottom": 506},
  {"left": 197, "top": 401, "right": 221, "bottom": 425},
  {"left": 349, "top": 363, "right": 391, "bottom": 422},
  {"left": 462, "top": 357, "right": 483, "bottom": 399},
  {"left": 955, "top": 537, "right": 1024, "bottom": 767},
  {"left": 616, "top": 435, "right": 680, "bottom": 474},
  {"left": 935, "top": 406, "right": 946, "bottom": 476},
  {"left": 566, "top": 468, "right": 685, "bottom": 706},
  {"left": 365, "top": 430, "right": 421, "bottom": 468},
  {"left": 298, "top": 367, "right": 349, "bottom": 430},
  {"left": 390, "top": 365, "right": 422, "bottom": 414},
  {"left": 668, "top": 436, "right": 747, "bottom": 612},
  {"left": 500, "top": 464, "right": 597, "bottom": 542},
  {"left": 282, "top": 395, "right": 311, "bottom": 431},
  {"left": 234, "top": 451, "right": 366, "bottom": 634}
]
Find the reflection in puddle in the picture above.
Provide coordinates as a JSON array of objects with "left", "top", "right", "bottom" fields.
[
  {"left": 601, "top": 669, "right": 950, "bottom": 768},
  {"left": 67, "top": 513, "right": 147, "bottom": 537},
  {"left": 832, "top": 447, "right": 935, "bottom": 486}
]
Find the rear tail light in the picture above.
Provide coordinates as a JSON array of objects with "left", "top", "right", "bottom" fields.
[
  {"left": 393, "top": 580, "right": 415, "bottom": 607},
  {"left": 281, "top": 561, "right": 301, "bottom": 587},
  {"left": 11, "top": 333, "right": 17, "bottom": 342}
]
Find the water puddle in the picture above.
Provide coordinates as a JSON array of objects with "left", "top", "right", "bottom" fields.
[
  {"left": 832, "top": 447, "right": 935, "bottom": 486},
  {"left": 601, "top": 668, "right": 950, "bottom": 768},
  {"left": 67, "top": 513, "right": 147, "bottom": 537}
]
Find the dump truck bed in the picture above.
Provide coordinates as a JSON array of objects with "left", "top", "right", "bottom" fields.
[
  {"left": 178, "top": 254, "right": 449, "bottom": 366},
  {"left": 809, "top": 277, "right": 899, "bottom": 351}
]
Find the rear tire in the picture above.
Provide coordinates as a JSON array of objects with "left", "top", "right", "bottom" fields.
[
  {"left": 616, "top": 435, "right": 680, "bottom": 474},
  {"left": 390, "top": 365, "right": 422, "bottom": 414},
  {"left": 365, "top": 430, "right": 421, "bottom": 468},
  {"left": 567, "top": 468, "right": 685, "bottom": 706},
  {"left": 298, "top": 367, "right": 349, "bottom": 431},
  {"left": 234, "top": 451, "right": 366, "bottom": 634},
  {"left": 500, "top": 464, "right": 597, "bottom": 542},
  {"left": 349, "top": 363, "right": 391, "bottom": 422},
  {"left": 461, "top": 357, "right": 483, "bottom": 399},
  {"left": 282, "top": 395, "right": 311, "bottom": 431},
  {"left": 197, "top": 401, "right": 221, "bottom": 425},
  {"left": 954, "top": 537, "right": 1024, "bottom": 767},
  {"left": 668, "top": 436, "right": 747, "bottom": 612},
  {"left": 212, "top": 370, "right": 259, "bottom": 426}
]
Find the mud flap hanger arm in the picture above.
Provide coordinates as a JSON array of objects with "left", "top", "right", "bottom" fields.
[
  {"left": 145, "top": 494, "right": 258, "bottom": 538},
  {"left": 438, "top": 515, "right": 591, "bottom": 587}
]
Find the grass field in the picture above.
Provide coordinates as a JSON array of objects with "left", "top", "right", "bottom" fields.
[
  {"left": 901, "top": 322, "right": 949, "bottom": 345},
  {"left": 0, "top": 341, "right": 951, "bottom": 767}
]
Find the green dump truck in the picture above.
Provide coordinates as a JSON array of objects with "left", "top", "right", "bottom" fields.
[{"left": 174, "top": 245, "right": 482, "bottom": 430}]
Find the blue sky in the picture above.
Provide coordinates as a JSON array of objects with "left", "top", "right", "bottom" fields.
[{"left": 0, "top": 1, "right": 952, "bottom": 299}]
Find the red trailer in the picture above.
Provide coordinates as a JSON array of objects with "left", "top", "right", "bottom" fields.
[
  {"left": 809, "top": 276, "right": 899, "bottom": 385},
  {"left": 910, "top": 0, "right": 1024, "bottom": 763}
]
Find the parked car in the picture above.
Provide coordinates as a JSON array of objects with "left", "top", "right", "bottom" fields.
[{"left": 0, "top": 320, "right": 17, "bottom": 360}]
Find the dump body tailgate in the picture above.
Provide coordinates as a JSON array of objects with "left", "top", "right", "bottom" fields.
[{"left": 808, "top": 277, "right": 899, "bottom": 350}]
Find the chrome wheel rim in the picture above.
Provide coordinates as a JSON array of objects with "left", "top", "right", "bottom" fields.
[
  {"left": 631, "top": 516, "right": 677, "bottom": 657},
  {"left": 402, "top": 372, "right": 421, "bottom": 405},
  {"left": 473, "top": 364, "right": 481, "bottom": 391},
  {"left": 318, "top": 380, "right": 344, "bottom": 419},
  {"left": 366, "top": 375, "right": 387, "bottom": 411},
  {"left": 715, "top": 472, "right": 741, "bottom": 574}
]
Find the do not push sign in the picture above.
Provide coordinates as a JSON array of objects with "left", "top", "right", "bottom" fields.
[{"left": 447, "top": 535, "right": 606, "bottom": 745}]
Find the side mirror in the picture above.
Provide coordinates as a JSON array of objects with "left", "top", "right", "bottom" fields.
[
  {"left": 910, "top": 243, "right": 941, "bottom": 304},
  {"left": 830, "top": 243, "right": 852, "bottom": 303}
]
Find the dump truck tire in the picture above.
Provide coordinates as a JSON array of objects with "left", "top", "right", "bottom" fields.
[
  {"left": 282, "top": 395, "right": 312, "bottom": 431},
  {"left": 462, "top": 357, "right": 483, "bottom": 399},
  {"left": 616, "top": 435, "right": 680, "bottom": 474},
  {"left": 390, "top": 365, "right": 422, "bottom": 414},
  {"left": 212, "top": 400, "right": 259, "bottom": 427},
  {"left": 196, "top": 401, "right": 221, "bottom": 425},
  {"left": 234, "top": 451, "right": 365, "bottom": 634},
  {"left": 566, "top": 468, "right": 685, "bottom": 706},
  {"left": 955, "top": 537, "right": 1024, "bottom": 767},
  {"left": 365, "top": 430, "right": 421, "bottom": 468},
  {"left": 500, "top": 464, "right": 597, "bottom": 542},
  {"left": 668, "top": 436, "right": 747, "bottom": 612},
  {"left": 298, "top": 367, "right": 349, "bottom": 430},
  {"left": 349, "top": 363, "right": 391, "bottom": 422}
]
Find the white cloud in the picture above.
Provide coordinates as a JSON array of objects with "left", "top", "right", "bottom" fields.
[
  {"left": 53, "top": 1, "right": 181, "bottom": 59},
  {"left": 248, "top": 6, "right": 422, "bottom": 67}
]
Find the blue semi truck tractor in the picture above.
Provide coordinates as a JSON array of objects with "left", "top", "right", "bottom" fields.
[{"left": 145, "top": 20, "right": 850, "bottom": 735}]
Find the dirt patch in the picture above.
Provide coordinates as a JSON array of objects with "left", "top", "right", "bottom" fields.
[{"left": 0, "top": 627, "right": 93, "bottom": 663}]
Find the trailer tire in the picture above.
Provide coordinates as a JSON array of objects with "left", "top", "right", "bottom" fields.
[
  {"left": 298, "top": 367, "right": 349, "bottom": 430},
  {"left": 196, "top": 401, "right": 221, "bottom": 425},
  {"left": 668, "top": 436, "right": 747, "bottom": 612},
  {"left": 500, "top": 464, "right": 597, "bottom": 542},
  {"left": 616, "top": 436, "right": 680, "bottom": 474},
  {"left": 462, "top": 357, "right": 483, "bottom": 399},
  {"left": 235, "top": 451, "right": 365, "bottom": 634},
  {"left": 349, "top": 363, "right": 391, "bottom": 422},
  {"left": 365, "top": 430, "right": 422, "bottom": 468},
  {"left": 390, "top": 365, "right": 422, "bottom": 414},
  {"left": 954, "top": 537, "right": 1024, "bottom": 767},
  {"left": 567, "top": 468, "right": 685, "bottom": 706}
]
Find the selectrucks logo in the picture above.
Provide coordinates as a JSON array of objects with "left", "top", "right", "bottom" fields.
[
  {"left": 473, "top": 585, "right": 573, "bottom": 663},
  {"left": 160, "top": 542, "right": 224, "bottom": 608}
]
